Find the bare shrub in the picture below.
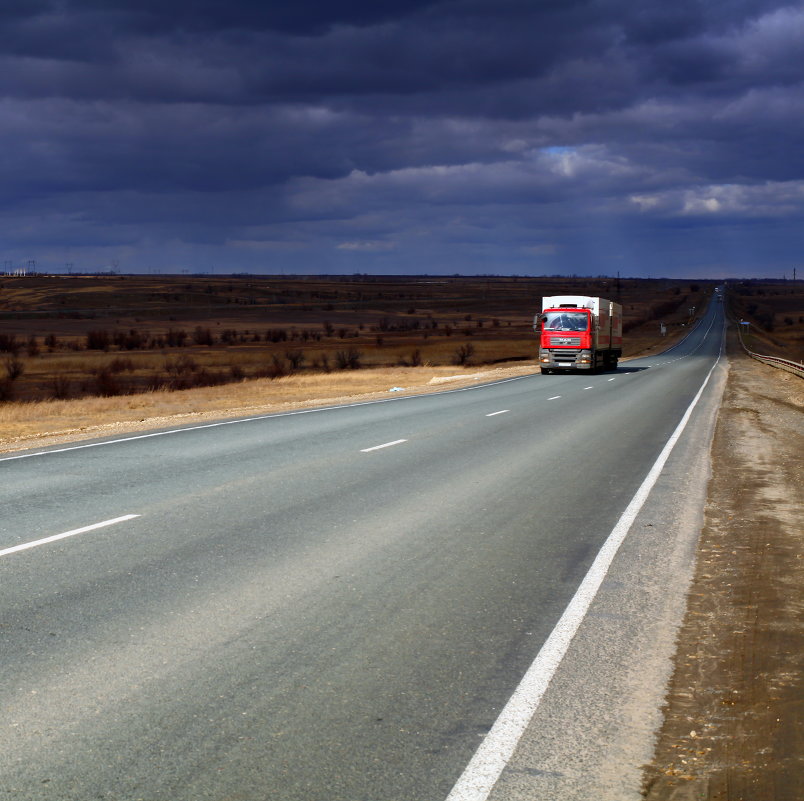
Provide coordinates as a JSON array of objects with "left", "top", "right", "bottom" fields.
[
  {"left": 335, "top": 348, "right": 362, "bottom": 369},
  {"left": 193, "top": 326, "right": 214, "bottom": 346},
  {"left": 453, "top": 343, "right": 475, "bottom": 366},
  {"left": 0, "top": 379, "right": 13, "bottom": 401},
  {"left": 5, "top": 356, "right": 24, "bottom": 381},
  {"left": 51, "top": 375, "right": 72, "bottom": 400},
  {"left": 114, "top": 329, "right": 146, "bottom": 350},
  {"left": 94, "top": 367, "right": 121, "bottom": 396},
  {"left": 285, "top": 350, "right": 305, "bottom": 370},
  {"left": 86, "top": 329, "right": 110, "bottom": 350},
  {"left": 229, "top": 364, "right": 245, "bottom": 381},
  {"left": 267, "top": 354, "right": 287, "bottom": 379},
  {"left": 165, "top": 328, "right": 188, "bottom": 347},
  {"left": 26, "top": 335, "right": 40, "bottom": 357},
  {"left": 0, "top": 334, "right": 20, "bottom": 354},
  {"left": 44, "top": 334, "right": 58, "bottom": 352}
]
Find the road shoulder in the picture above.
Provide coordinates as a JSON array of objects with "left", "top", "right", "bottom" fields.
[
  {"left": 484, "top": 332, "right": 729, "bottom": 800},
  {"left": 642, "top": 337, "right": 804, "bottom": 799}
]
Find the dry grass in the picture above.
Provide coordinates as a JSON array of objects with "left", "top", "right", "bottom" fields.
[{"left": 0, "top": 362, "right": 538, "bottom": 453}]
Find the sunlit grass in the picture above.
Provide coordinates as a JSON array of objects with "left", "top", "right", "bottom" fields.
[{"left": 0, "top": 362, "right": 538, "bottom": 452}]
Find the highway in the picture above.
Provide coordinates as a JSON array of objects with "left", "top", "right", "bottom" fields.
[{"left": 0, "top": 298, "right": 727, "bottom": 800}]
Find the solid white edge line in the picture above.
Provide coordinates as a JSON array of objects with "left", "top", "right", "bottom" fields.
[
  {"left": 360, "top": 439, "right": 407, "bottom": 453},
  {"left": 445, "top": 345, "right": 724, "bottom": 801},
  {"left": 486, "top": 410, "right": 510, "bottom": 417},
  {"left": 0, "top": 514, "right": 140, "bottom": 558},
  {"left": 547, "top": 395, "right": 561, "bottom": 400}
]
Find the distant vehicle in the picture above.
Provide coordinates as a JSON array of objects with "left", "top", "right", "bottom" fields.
[{"left": 535, "top": 295, "right": 623, "bottom": 374}]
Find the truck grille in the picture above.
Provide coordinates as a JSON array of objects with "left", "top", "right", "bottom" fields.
[{"left": 551, "top": 337, "right": 582, "bottom": 346}]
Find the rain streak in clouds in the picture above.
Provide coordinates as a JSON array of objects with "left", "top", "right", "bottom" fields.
[{"left": 2, "top": 0, "right": 802, "bottom": 277}]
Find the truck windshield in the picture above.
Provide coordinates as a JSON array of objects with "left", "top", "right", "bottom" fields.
[{"left": 543, "top": 311, "right": 588, "bottom": 332}]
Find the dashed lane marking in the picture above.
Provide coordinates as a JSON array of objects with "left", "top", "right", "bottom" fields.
[
  {"left": 360, "top": 439, "right": 408, "bottom": 453},
  {"left": 0, "top": 515, "right": 141, "bottom": 559}
]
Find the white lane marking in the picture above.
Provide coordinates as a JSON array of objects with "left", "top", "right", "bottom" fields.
[
  {"left": 486, "top": 410, "right": 510, "bottom": 417},
  {"left": 547, "top": 396, "right": 561, "bottom": 400},
  {"left": 0, "top": 515, "right": 140, "bottom": 559},
  {"left": 583, "top": 386, "right": 593, "bottom": 390},
  {"left": 446, "top": 347, "right": 724, "bottom": 801},
  {"left": 0, "top": 375, "right": 536, "bottom": 463},
  {"left": 608, "top": 377, "right": 616, "bottom": 381},
  {"left": 360, "top": 439, "right": 407, "bottom": 453}
]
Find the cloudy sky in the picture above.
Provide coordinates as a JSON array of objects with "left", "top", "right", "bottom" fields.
[{"left": 2, "top": 0, "right": 802, "bottom": 277}]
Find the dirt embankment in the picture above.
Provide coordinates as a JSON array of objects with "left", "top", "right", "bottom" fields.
[{"left": 642, "top": 336, "right": 803, "bottom": 800}]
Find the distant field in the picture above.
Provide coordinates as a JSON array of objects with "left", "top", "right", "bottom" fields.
[
  {"left": 726, "top": 280, "right": 804, "bottom": 362},
  {"left": 0, "top": 274, "right": 713, "bottom": 404}
]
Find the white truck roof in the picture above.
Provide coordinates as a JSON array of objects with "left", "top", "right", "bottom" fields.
[{"left": 542, "top": 295, "right": 613, "bottom": 314}]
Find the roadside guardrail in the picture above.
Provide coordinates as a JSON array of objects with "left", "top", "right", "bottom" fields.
[{"left": 736, "top": 323, "right": 804, "bottom": 379}]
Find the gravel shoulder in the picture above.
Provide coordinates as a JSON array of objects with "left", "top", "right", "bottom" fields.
[{"left": 642, "top": 333, "right": 804, "bottom": 800}]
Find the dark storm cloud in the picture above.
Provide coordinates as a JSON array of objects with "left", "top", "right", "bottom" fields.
[{"left": 1, "top": 0, "right": 802, "bottom": 276}]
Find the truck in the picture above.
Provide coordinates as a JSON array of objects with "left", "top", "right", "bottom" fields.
[{"left": 534, "top": 295, "right": 622, "bottom": 374}]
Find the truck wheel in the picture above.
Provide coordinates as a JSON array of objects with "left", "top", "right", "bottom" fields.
[{"left": 541, "top": 367, "right": 552, "bottom": 375}]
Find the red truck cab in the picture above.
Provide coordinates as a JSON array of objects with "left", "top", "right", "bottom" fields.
[{"left": 536, "top": 296, "right": 622, "bottom": 373}]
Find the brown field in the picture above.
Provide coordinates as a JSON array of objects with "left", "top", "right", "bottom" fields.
[
  {"left": 0, "top": 273, "right": 716, "bottom": 450},
  {"left": 0, "top": 274, "right": 712, "bottom": 401},
  {"left": 725, "top": 279, "right": 804, "bottom": 362}
]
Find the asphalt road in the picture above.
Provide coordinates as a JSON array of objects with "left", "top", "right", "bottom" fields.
[{"left": 0, "top": 299, "right": 727, "bottom": 801}]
